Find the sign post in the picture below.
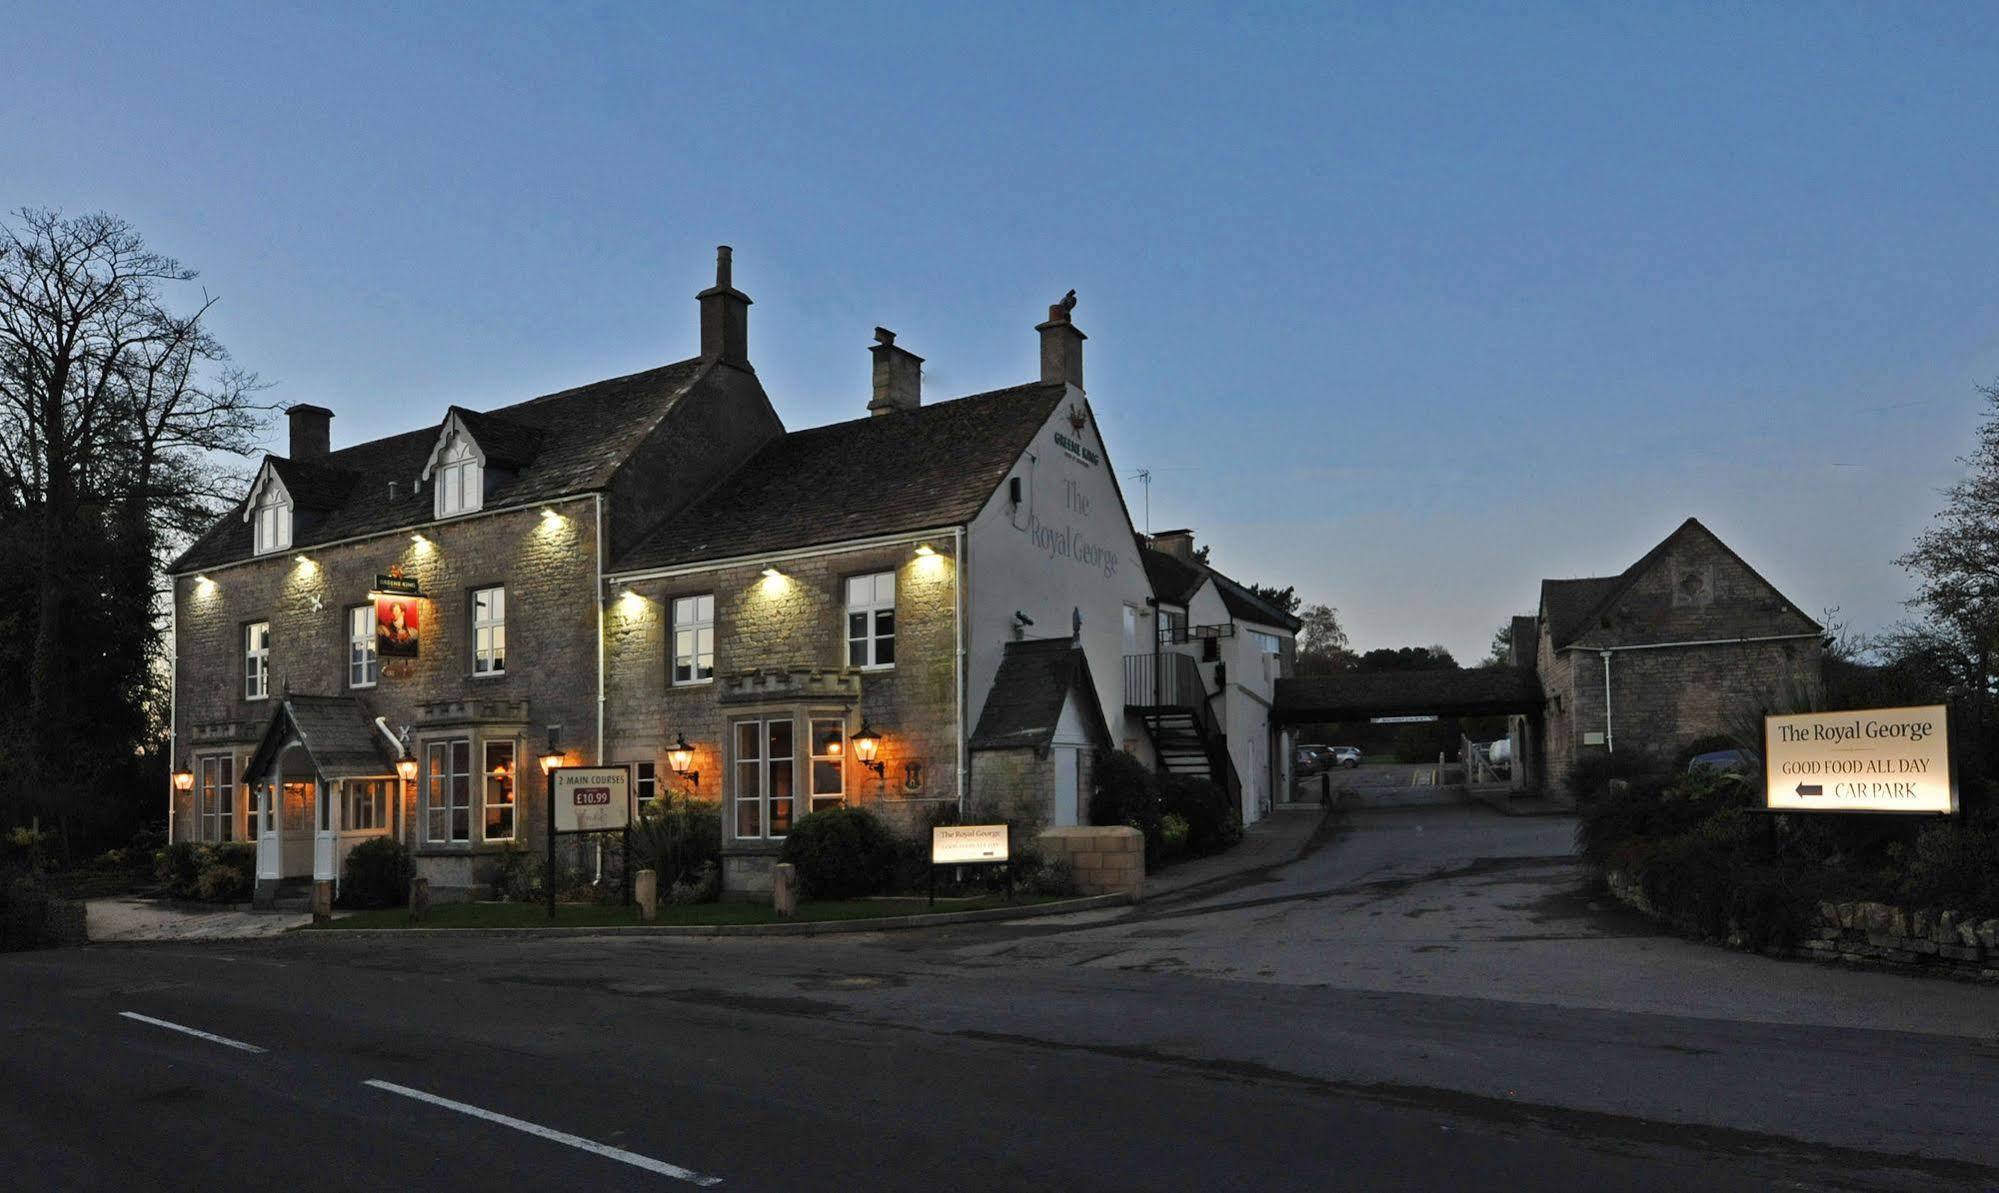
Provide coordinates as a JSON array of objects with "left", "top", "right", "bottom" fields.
[
  {"left": 546, "top": 765, "right": 634, "bottom": 920},
  {"left": 929, "top": 824, "right": 1013, "bottom": 907},
  {"left": 1763, "top": 704, "right": 1955, "bottom": 816}
]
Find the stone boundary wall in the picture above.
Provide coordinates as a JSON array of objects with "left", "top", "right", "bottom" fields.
[
  {"left": 1036, "top": 827, "right": 1143, "bottom": 898},
  {"left": 1606, "top": 870, "right": 1999, "bottom": 983}
]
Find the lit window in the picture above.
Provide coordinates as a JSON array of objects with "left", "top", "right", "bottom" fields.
[
  {"left": 245, "top": 622, "right": 270, "bottom": 700},
  {"left": 433, "top": 432, "right": 483, "bottom": 518},
  {"left": 733, "top": 717, "right": 794, "bottom": 839},
  {"left": 472, "top": 586, "right": 505, "bottom": 676},
  {"left": 671, "top": 594, "right": 715, "bottom": 685},
  {"left": 426, "top": 739, "right": 471, "bottom": 844},
  {"left": 484, "top": 740, "right": 516, "bottom": 842},
  {"left": 348, "top": 605, "right": 378, "bottom": 688},
  {"left": 845, "top": 572, "right": 896, "bottom": 669},
  {"left": 809, "top": 719, "right": 844, "bottom": 814},
  {"left": 200, "top": 756, "right": 235, "bottom": 842},
  {"left": 345, "top": 780, "right": 387, "bottom": 832},
  {"left": 1250, "top": 630, "right": 1283, "bottom": 655}
]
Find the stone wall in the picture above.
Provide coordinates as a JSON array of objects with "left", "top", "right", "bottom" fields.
[
  {"left": 1607, "top": 870, "right": 1999, "bottom": 982},
  {"left": 1035, "top": 826, "right": 1143, "bottom": 897}
]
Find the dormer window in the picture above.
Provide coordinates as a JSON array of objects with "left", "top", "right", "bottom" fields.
[
  {"left": 432, "top": 430, "right": 483, "bottom": 518},
  {"left": 244, "top": 463, "right": 293, "bottom": 555}
]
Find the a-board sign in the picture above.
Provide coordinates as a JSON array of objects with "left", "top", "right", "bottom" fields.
[
  {"left": 1764, "top": 705, "right": 1954, "bottom": 815},
  {"left": 932, "top": 824, "right": 1010, "bottom": 865},
  {"left": 552, "top": 766, "right": 632, "bottom": 833}
]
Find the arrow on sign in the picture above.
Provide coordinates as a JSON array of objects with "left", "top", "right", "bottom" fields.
[{"left": 1795, "top": 783, "right": 1823, "bottom": 797}]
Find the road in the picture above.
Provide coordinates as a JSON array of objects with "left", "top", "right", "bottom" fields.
[{"left": 5, "top": 802, "right": 1997, "bottom": 1191}]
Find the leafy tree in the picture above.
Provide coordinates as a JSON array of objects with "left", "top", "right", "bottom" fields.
[
  {"left": 0, "top": 209, "right": 268, "bottom": 852},
  {"left": 1246, "top": 583, "right": 1301, "bottom": 617},
  {"left": 1355, "top": 645, "right": 1458, "bottom": 672},
  {"left": 1294, "top": 603, "right": 1354, "bottom": 675},
  {"left": 1483, "top": 621, "right": 1515, "bottom": 668},
  {"left": 1895, "top": 381, "right": 1999, "bottom": 728}
]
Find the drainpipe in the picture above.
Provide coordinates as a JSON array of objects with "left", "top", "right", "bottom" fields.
[
  {"left": 1600, "top": 649, "right": 1614, "bottom": 753},
  {"left": 954, "top": 525, "right": 967, "bottom": 818}
]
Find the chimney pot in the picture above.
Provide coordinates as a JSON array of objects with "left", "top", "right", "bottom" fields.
[
  {"left": 697, "top": 245, "right": 752, "bottom": 367},
  {"left": 1148, "top": 529, "right": 1198, "bottom": 564},
  {"left": 286, "top": 404, "right": 333, "bottom": 460},
  {"left": 868, "top": 327, "right": 923, "bottom": 417},
  {"left": 1035, "top": 290, "right": 1085, "bottom": 390}
]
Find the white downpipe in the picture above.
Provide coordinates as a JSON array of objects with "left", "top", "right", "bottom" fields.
[
  {"left": 167, "top": 600, "right": 178, "bottom": 843},
  {"left": 954, "top": 524, "right": 967, "bottom": 817},
  {"left": 594, "top": 493, "right": 606, "bottom": 766},
  {"left": 1600, "top": 650, "right": 1615, "bottom": 753}
]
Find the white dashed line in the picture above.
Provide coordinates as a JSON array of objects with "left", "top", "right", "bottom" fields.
[
  {"left": 118, "top": 1011, "right": 268, "bottom": 1054},
  {"left": 363, "top": 1078, "right": 722, "bottom": 1185}
]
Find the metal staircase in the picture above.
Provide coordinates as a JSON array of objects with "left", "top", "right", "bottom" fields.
[{"left": 1125, "top": 652, "right": 1243, "bottom": 806}]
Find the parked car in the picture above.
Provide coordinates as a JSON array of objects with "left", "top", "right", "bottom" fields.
[
  {"left": 1687, "top": 748, "right": 1755, "bottom": 775},
  {"left": 1294, "top": 745, "right": 1333, "bottom": 775},
  {"left": 1329, "top": 746, "right": 1362, "bottom": 769}
]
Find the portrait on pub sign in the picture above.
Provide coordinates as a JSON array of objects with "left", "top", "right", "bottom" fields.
[{"left": 375, "top": 595, "right": 420, "bottom": 657}]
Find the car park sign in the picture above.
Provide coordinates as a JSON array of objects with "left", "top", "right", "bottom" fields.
[{"left": 1763, "top": 705, "right": 1954, "bottom": 815}]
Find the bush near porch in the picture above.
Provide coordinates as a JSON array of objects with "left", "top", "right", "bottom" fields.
[{"left": 153, "top": 841, "right": 255, "bottom": 903}]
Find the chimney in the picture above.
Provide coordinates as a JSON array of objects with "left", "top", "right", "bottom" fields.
[
  {"left": 1036, "top": 289, "right": 1085, "bottom": 390},
  {"left": 697, "top": 245, "right": 752, "bottom": 367},
  {"left": 868, "top": 327, "right": 923, "bottom": 416},
  {"left": 287, "top": 404, "right": 333, "bottom": 460},
  {"left": 1148, "top": 529, "right": 1197, "bottom": 563}
]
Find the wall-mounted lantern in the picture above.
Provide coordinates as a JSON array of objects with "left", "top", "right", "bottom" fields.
[
  {"left": 396, "top": 756, "right": 419, "bottom": 784},
  {"left": 850, "top": 722, "right": 885, "bottom": 780},
  {"left": 171, "top": 762, "right": 195, "bottom": 792},
  {"left": 667, "top": 733, "right": 700, "bottom": 788}
]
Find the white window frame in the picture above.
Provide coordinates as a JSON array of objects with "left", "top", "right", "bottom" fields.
[
  {"left": 1158, "top": 608, "right": 1184, "bottom": 647},
  {"left": 1250, "top": 629, "right": 1283, "bottom": 655},
  {"left": 348, "top": 604, "right": 378, "bottom": 688},
  {"left": 483, "top": 739, "right": 517, "bottom": 843},
  {"left": 472, "top": 586, "right": 506, "bottom": 677},
  {"left": 845, "top": 572, "right": 896, "bottom": 670},
  {"left": 425, "top": 739, "right": 472, "bottom": 844},
  {"left": 344, "top": 780, "right": 388, "bottom": 833},
  {"left": 809, "top": 717, "right": 845, "bottom": 815},
  {"left": 247, "top": 466, "right": 292, "bottom": 556},
  {"left": 731, "top": 716, "right": 796, "bottom": 841},
  {"left": 245, "top": 622, "right": 270, "bottom": 701},
  {"left": 671, "top": 594, "right": 715, "bottom": 686},
  {"left": 199, "top": 755, "right": 235, "bottom": 843},
  {"left": 432, "top": 432, "right": 483, "bottom": 518},
  {"left": 633, "top": 761, "right": 658, "bottom": 808}
]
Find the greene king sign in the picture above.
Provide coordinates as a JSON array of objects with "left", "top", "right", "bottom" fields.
[{"left": 1763, "top": 705, "right": 1954, "bottom": 814}]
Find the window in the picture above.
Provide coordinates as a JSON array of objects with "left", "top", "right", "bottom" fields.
[
  {"left": 345, "top": 780, "right": 388, "bottom": 832},
  {"left": 1157, "top": 609, "right": 1184, "bottom": 646},
  {"left": 1122, "top": 604, "right": 1139, "bottom": 656},
  {"left": 433, "top": 432, "right": 483, "bottom": 518},
  {"left": 199, "top": 756, "right": 235, "bottom": 842},
  {"left": 483, "top": 741, "right": 516, "bottom": 842},
  {"left": 845, "top": 572, "right": 895, "bottom": 669},
  {"left": 732, "top": 717, "right": 794, "bottom": 839},
  {"left": 472, "top": 587, "right": 506, "bottom": 676},
  {"left": 1250, "top": 630, "right": 1283, "bottom": 655},
  {"left": 348, "top": 605, "right": 378, "bottom": 688},
  {"left": 809, "top": 718, "right": 845, "bottom": 814},
  {"left": 245, "top": 622, "right": 270, "bottom": 700},
  {"left": 253, "top": 497, "right": 292, "bottom": 555},
  {"left": 671, "top": 594, "right": 715, "bottom": 685},
  {"left": 281, "top": 781, "right": 310, "bottom": 833},
  {"left": 425, "top": 739, "right": 472, "bottom": 844},
  {"left": 634, "top": 761, "right": 658, "bottom": 808}
]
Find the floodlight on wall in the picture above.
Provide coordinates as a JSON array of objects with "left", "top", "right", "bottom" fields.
[
  {"left": 760, "top": 564, "right": 782, "bottom": 579},
  {"left": 914, "top": 543, "right": 936, "bottom": 557}
]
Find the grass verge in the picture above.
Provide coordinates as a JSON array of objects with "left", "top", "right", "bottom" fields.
[{"left": 309, "top": 893, "right": 1062, "bottom": 931}]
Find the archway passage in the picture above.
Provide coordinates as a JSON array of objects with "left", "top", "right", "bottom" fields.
[{"left": 1273, "top": 669, "right": 1546, "bottom": 798}]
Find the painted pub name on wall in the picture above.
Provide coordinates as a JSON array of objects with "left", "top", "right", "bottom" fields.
[{"left": 1019, "top": 475, "right": 1120, "bottom": 578}]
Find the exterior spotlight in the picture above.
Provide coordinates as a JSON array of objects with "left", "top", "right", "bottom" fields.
[
  {"left": 914, "top": 543, "right": 936, "bottom": 557},
  {"left": 396, "top": 756, "right": 419, "bottom": 783},
  {"left": 850, "top": 722, "right": 885, "bottom": 779},
  {"left": 760, "top": 564, "right": 781, "bottom": 579},
  {"left": 294, "top": 554, "right": 314, "bottom": 566},
  {"left": 172, "top": 763, "right": 195, "bottom": 792},
  {"left": 540, "top": 507, "right": 561, "bottom": 521},
  {"left": 410, "top": 533, "right": 431, "bottom": 547},
  {"left": 193, "top": 574, "right": 212, "bottom": 586},
  {"left": 666, "top": 733, "right": 699, "bottom": 788}
]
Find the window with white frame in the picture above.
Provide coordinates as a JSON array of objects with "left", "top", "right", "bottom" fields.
[
  {"left": 845, "top": 572, "right": 895, "bottom": 668},
  {"left": 809, "top": 718, "right": 845, "bottom": 814},
  {"left": 432, "top": 431, "right": 483, "bottom": 518},
  {"left": 348, "top": 605, "right": 378, "bottom": 688},
  {"left": 199, "top": 756, "right": 235, "bottom": 842},
  {"left": 426, "top": 739, "right": 471, "bottom": 843},
  {"left": 732, "top": 717, "right": 794, "bottom": 839},
  {"left": 1157, "top": 609, "right": 1184, "bottom": 646},
  {"left": 483, "top": 740, "right": 516, "bottom": 842},
  {"left": 634, "top": 761, "right": 658, "bottom": 807},
  {"left": 471, "top": 586, "right": 505, "bottom": 675},
  {"left": 1250, "top": 630, "right": 1283, "bottom": 655},
  {"left": 671, "top": 594, "right": 715, "bottom": 685},
  {"left": 345, "top": 780, "right": 388, "bottom": 832},
  {"left": 252, "top": 495, "right": 292, "bottom": 555},
  {"left": 245, "top": 622, "right": 271, "bottom": 700}
]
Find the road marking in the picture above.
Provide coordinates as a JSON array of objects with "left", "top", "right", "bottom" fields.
[
  {"left": 118, "top": 1011, "right": 268, "bottom": 1054},
  {"left": 363, "top": 1079, "right": 721, "bottom": 1186}
]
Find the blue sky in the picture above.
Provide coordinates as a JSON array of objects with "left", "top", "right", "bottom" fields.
[{"left": 9, "top": 2, "right": 1999, "bottom": 659}]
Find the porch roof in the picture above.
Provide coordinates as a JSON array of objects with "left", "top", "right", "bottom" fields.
[{"left": 242, "top": 693, "right": 400, "bottom": 785}]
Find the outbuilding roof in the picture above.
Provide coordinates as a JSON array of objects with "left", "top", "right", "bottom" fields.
[
  {"left": 970, "top": 637, "right": 1112, "bottom": 752},
  {"left": 171, "top": 358, "right": 716, "bottom": 574},
  {"left": 613, "top": 381, "right": 1067, "bottom": 572}
]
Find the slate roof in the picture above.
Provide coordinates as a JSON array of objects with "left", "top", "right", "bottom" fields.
[
  {"left": 171, "top": 358, "right": 716, "bottom": 573},
  {"left": 265, "top": 455, "right": 359, "bottom": 511},
  {"left": 614, "top": 381, "right": 1067, "bottom": 571},
  {"left": 970, "top": 637, "right": 1111, "bottom": 752},
  {"left": 242, "top": 693, "right": 400, "bottom": 784},
  {"left": 1138, "top": 543, "right": 1205, "bottom": 606},
  {"left": 1274, "top": 668, "right": 1544, "bottom": 722},
  {"left": 1208, "top": 567, "right": 1303, "bottom": 633},
  {"left": 1539, "top": 577, "right": 1622, "bottom": 650},
  {"left": 446, "top": 405, "right": 546, "bottom": 470}
]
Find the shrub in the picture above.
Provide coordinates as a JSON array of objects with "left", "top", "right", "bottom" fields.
[
  {"left": 1564, "top": 749, "right": 1666, "bottom": 807},
  {"left": 154, "top": 841, "right": 206, "bottom": 899},
  {"left": 1158, "top": 813, "right": 1190, "bottom": 865},
  {"left": 1896, "top": 821, "right": 1999, "bottom": 915},
  {"left": 490, "top": 844, "right": 542, "bottom": 902},
  {"left": 779, "top": 806, "right": 897, "bottom": 898},
  {"left": 340, "top": 837, "right": 412, "bottom": 909},
  {"left": 1090, "top": 749, "right": 1161, "bottom": 847},
  {"left": 1159, "top": 775, "right": 1241, "bottom": 857},
  {"left": 668, "top": 861, "right": 720, "bottom": 905},
  {"left": 628, "top": 801, "right": 722, "bottom": 890}
]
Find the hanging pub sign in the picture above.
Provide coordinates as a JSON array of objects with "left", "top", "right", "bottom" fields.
[
  {"left": 375, "top": 595, "right": 420, "bottom": 658},
  {"left": 374, "top": 572, "right": 422, "bottom": 597},
  {"left": 1763, "top": 705, "right": 1955, "bottom": 815}
]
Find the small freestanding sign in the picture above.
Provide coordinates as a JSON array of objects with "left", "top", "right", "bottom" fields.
[
  {"left": 545, "top": 765, "right": 634, "bottom": 919},
  {"left": 929, "top": 824, "right": 1012, "bottom": 906},
  {"left": 1763, "top": 704, "right": 1955, "bottom": 815}
]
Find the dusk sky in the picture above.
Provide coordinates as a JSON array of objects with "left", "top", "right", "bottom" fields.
[{"left": 10, "top": 2, "right": 1999, "bottom": 659}]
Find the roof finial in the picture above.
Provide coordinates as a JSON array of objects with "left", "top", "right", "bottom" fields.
[{"left": 716, "top": 245, "right": 733, "bottom": 289}]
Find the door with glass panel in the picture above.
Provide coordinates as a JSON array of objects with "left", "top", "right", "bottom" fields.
[{"left": 733, "top": 718, "right": 795, "bottom": 839}]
